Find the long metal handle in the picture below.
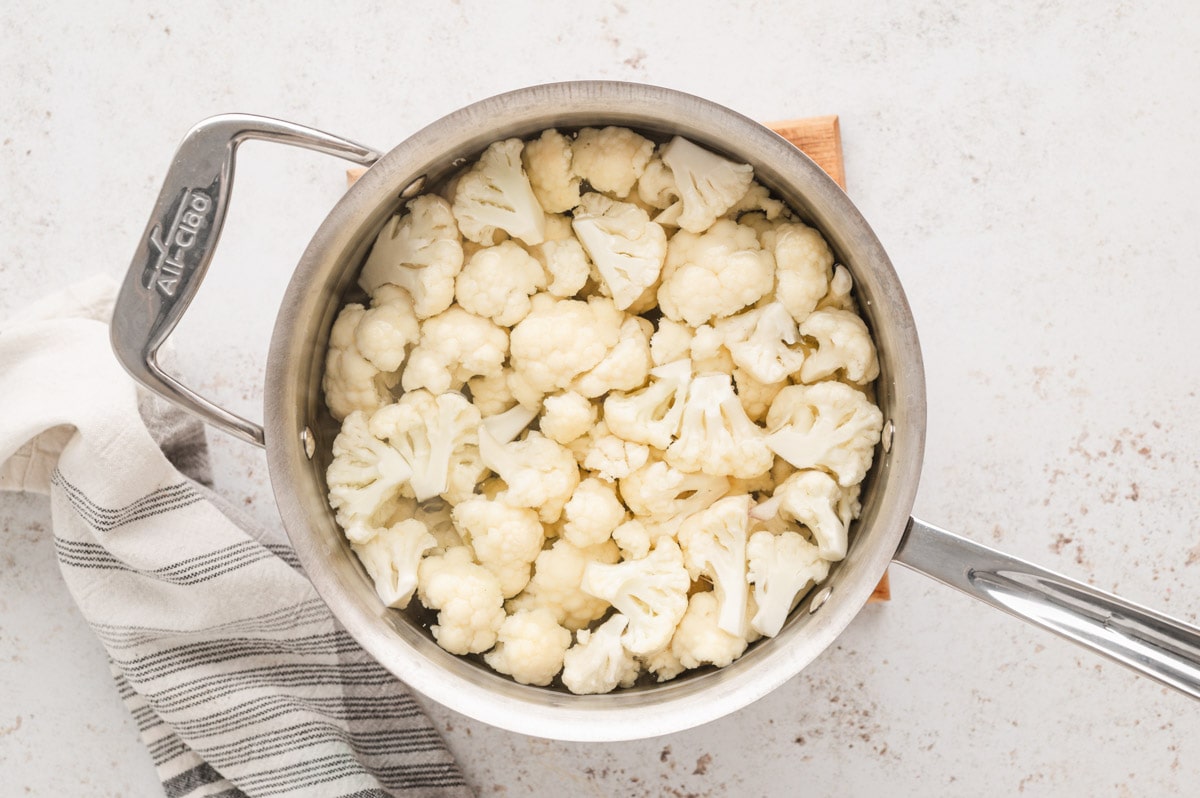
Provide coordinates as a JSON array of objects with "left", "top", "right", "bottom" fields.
[
  {"left": 110, "top": 114, "right": 381, "bottom": 447},
  {"left": 895, "top": 517, "right": 1200, "bottom": 699}
]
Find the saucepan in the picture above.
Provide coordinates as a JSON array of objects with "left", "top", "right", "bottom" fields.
[{"left": 110, "top": 81, "right": 1200, "bottom": 741}]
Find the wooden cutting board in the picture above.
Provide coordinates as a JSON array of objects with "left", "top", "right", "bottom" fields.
[{"left": 346, "top": 115, "right": 891, "bottom": 602}]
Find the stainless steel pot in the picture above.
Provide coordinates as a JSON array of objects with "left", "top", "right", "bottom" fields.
[{"left": 111, "top": 81, "right": 1200, "bottom": 741}]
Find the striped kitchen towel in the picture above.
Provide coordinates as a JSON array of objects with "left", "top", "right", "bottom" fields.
[{"left": 0, "top": 277, "right": 473, "bottom": 798}]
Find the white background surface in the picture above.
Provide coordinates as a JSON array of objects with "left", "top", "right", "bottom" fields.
[{"left": 2, "top": 1, "right": 1199, "bottom": 795}]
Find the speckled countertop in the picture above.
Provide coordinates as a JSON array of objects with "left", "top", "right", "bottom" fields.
[{"left": 2, "top": 2, "right": 1198, "bottom": 795}]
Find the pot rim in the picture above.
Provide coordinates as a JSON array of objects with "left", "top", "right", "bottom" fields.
[{"left": 264, "top": 80, "right": 927, "bottom": 741}]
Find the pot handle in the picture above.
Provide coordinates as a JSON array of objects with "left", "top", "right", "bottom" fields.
[
  {"left": 110, "top": 114, "right": 381, "bottom": 447},
  {"left": 895, "top": 517, "right": 1200, "bottom": 699}
]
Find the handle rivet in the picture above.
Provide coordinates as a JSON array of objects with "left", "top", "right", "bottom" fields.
[
  {"left": 808, "top": 586, "right": 833, "bottom": 614},
  {"left": 399, "top": 175, "right": 427, "bottom": 199},
  {"left": 881, "top": 419, "right": 894, "bottom": 453},
  {"left": 301, "top": 426, "right": 316, "bottom": 459}
]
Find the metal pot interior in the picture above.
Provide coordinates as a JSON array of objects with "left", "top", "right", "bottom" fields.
[{"left": 264, "top": 81, "right": 926, "bottom": 740}]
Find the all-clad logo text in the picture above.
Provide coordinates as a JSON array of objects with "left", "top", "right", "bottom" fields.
[{"left": 144, "top": 188, "right": 212, "bottom": 299}]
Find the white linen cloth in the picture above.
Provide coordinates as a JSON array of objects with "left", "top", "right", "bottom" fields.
[{"left": 0, "top": 277, "right": 472, "bottom": 798}]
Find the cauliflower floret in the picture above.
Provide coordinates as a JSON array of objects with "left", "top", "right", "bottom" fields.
[
  {"left": 539, "top": 390, "right": 597, "bottom": 445},
  {"left": 401, "top": 307, "right": 508, "bottom": 394},
  {"left": 611, "top": 518, "right": 652, "bottom": 560},
  {"left": 366, "top": 390, "right": 482, "bottom": 503},
  {"left": 481, "top": 402, "right": 539, "bottom": 445},
  {"left": 561, "top": 477, "right": 627, "bottom": 549},
  {"left": 677, "top": 495, "right": 752, "bottom": 636},
  {"left": 326, "top": 411, "right": 415, "bottom": 541},
  {"left": 603, "top": 358, "right": 692, "bottom": 450},
  {"left": 669, "top": 591, "right": 750, "bottom": 669},
  {"left": 797, "top": 308, "right": 880, "bottom": 385},
  {"left": 642, "top": 644, "right": 686, "bottom": 683},
  {"left": 417, "top": 546, "right": 505, "bottom": 655},
  {"left": 454, "top": 240, "right": 546, "bottom": 326},
  {"left": 534, "top": 236, "right": 592, "bottom": 298},
  {"left": 733, "top": 367, "right": 787, "bottom": 424},
  {"left": 689, "top": 325, "right": 735, "bottom": 374},
  {"left": 452, "top": 497, "right": 545, "bottom": 597},
  {"left": 580, "top": 538, "right": 690, "bottom": 656},
  {"left": 650, "top": 318, "right": 694, "bottom": 367},
  {"left": 569, "top": 420, "right": 650, "bottom": 482},
  {"left": 561, "top": 614, "right": 640, "bottom": 695},
  {"left": 452, "top": 138, "right": 546, "bottom": 246},
  {"left": 666, "top": 373, "right": 774, "bottom": 479},
  {"left": 512, "top": 538, "right": 620, "bottom": 630},
  {"left": 764, "top": 383, "right": 883, "bottom": 487},
  {"left": 442, "top": 445, "right": 487, "bottom": 505},
  {"left": 636, "top": 156, "right": 679, "bottom": 209},
  {"left": 746, "top": 529, "right": 831, "bottom": 637},
  {"left": 478, "top": 428, "right": 580, "bottom": 523},
  {"left": 351, "top": 518, "right": 436, "bottom": 609},
  {"left": 570, "top": 315, "right": 653, "bottom": 398},
  {"left": 323, "top": 304, "right": 399, "bottom": 422},
  {"left": 710, "top": 302, "right": 806, "bottom": 384},
  {"left": 659, "top": 136, "right": 754, "bottom": 233},
  {"left": 816, "top": 264, "right": 856, "bottom": 313},
  {"left": 751, "top": 470, "right": 860, "bottom": 561},
  {"left": 724, "top": 182, "right": 787, "bottom": 221},
  {"left": 356, "top": 284, "right": 420, "bottom": 369},
  {"left": 658, "top": 219, "right": 775, "bottom": 327},
  {"left": 570, "top": 127, "right": 654, "bottom": 198},
  {"left": 466, "top": 372, "right": 516, "bottom": 416},
  {"left": 484, "top": 608, "right": 573, "bottom": 686},
  {"left": 359, "top": 195, "right": 465, "bottom": 319},
  {"left": 618, "top": 461, "right": 730, "bottom": 538},
  {"left": 762, "top": 221, "right": 834, "bottom": 323},
  {"left": 571, "top": 193, "right": 667, "bottom": 311},
  {"left": 521, "top": 129, "right": 582, "bottom": 213},
  {"left": 508, "top": 294, "right": 624, "bottom": 394}
]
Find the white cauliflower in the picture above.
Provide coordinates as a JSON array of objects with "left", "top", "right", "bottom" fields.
[
  {"left": 561, "top": 614, "right": 640, "bottom": 695},
  {"left": 454, "top": 240, "right": 546, "bottom": 326},
  {"left": 571, "top": 126, "right": 654, "bottom": 198},
  {"left": 580, "top": 538, "right": 691, "bottom": 656},
  {"left": 669, "top": 591, "right": 750, "bottom": 669},
  {"left": 636, "top": 156, "right": 679, "bottom": 209},
  {"left": 689, "top": 324, "right": 735, "bottom": 374},
  {"left": 611, "top": 518, "right": 651, "bottom": 560},
  {"left": 535, "top": 237, "right": 592, "bottom": 298},
  {"left": 359, "top": 195, "right": 464, "bottom": 318},
  {"left": 480, "top": 399, "right": 540, "bottom": 445},
  {"left": 797, "top": 308, "right": 880, "bottom": 385},
  {"left": 452, "top": 138, "right": 546, "bottom": 246},
  {"left": 478, "top": 428, "right": 580, "bottom": 523},
  {"left": 762, "top": 221, "right": 834, "bottom": 323},
  {"left": 677, "top": 495, "right": 752, "bottom": 636},
  {"left": 649, "top": 318, "right": 694, "bottom": 366},
  {"left": 561, "top": 477, "right": 627, "bottom": 549},
  {"left": 658, "top": 219, "right": 775, "bottom": 327},
  {"left": 508, "top": 294, "right": 624, "bottom": 394},
  {"left": 326, "top": 412, "right": 414, "bottom": 540},
  {"left": 521, "top": 129, "right": 581, "bottom": 213},
  {"left": 603, "top": 358, "right": 692, "bottom": 450},
  {"left": 511, "top": 538, "right": 620, "bottom": 631},
  {"left": 659, "top": 136, "right": 754, "bottom": 233},
  {"left": 709, "top": 302, "right": 805, "bottom": 384},
  {"left": 733, "top": 367, "right": 787, "bottom": 424},
  {"left": 569, "top": 421, "right": 650, "bottom": 482},
  {"left": 666, "top": 373, "right": 774, "bottom": 479},
  {"left": 571, "top": 193, "right": 667, "bottom": 310},
  {"left": 539, "top": 390, "right": 597, "bottom": 445},
  {"left": 401, "top": 307, "right": 508, "bottom": 394},
  {"left": 365, "top": 390, "right": 482, "bottom": 503},
  {"left": 745, "top": 529, "right": 830, "bottom": 637},
  {"left": 484, "top": 608, "right": 573, "bottom": 686},
  {"left": 323, "top": 302, "right": 400, "bottom": 422},
  {"left": 642, "top": 644, "right": 686, "bottom": 683},
  {"left": 351, "top": 518, "right": 436, "bottom": 609},
  {"left": 725, "top": 182, "right": 787, "bottom": 221},
  {"left": 570, "top": 315, "right": 653, "bottom": 398},
  {"left": 417, "top": 547, "right": 505, "bottom": 655},
  {"left": 817, "top": 263, "right": 856, "bottom": 313},
  {"left": 765, "top": 383, "right": 883, "bottom": 487},
  {"left": 618, "top": 460, "right": 730, "bottom": 538},
  {"left": 466, "top": 371, "right": 516, "bottom": 416},
  {"left": 751, "top": 470, "right": 860, "bottom": 561},
  {"left": 451, "top": 497, "right": 545, "bottom": 597}
]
